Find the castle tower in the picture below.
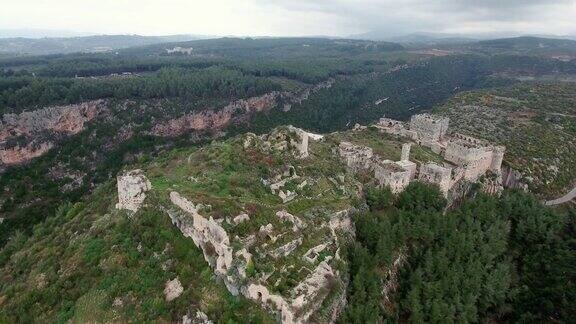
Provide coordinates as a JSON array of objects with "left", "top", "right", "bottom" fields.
[
  {"left": 490, "top": 146, "right": 505, "bottom": 172},
  {"left": 401, "top": 143, "right": 411, "bottom": 161}
]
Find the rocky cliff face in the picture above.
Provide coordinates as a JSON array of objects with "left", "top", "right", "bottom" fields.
[
  {"left": 151, "top": 80, "right": 334, "bottom": 138},
  {"left": 0, "top": 100, "right": 106, "bottom": 166},
  {"left": 0, "top": 80, "right": 334, "bottom": 169},
  {"left": 0, "top": 141, "right": 54, "bottom": 166},
  {"left": 151, "top": 92, "right": 284, "bottom": 137},
  {"left": 0, "top": 100, "right": 105, "bottom": 141}
]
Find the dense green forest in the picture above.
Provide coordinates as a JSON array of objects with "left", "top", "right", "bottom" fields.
[
  {"left": 0, "top": 67, "right": 279, "bottom": 114},
  {"left": 343, "top": 183, "right": 576, "bottom": 323}
]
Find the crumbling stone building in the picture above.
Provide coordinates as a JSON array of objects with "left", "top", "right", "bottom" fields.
[
  {"left": 339, "top": 140, "right": 418, "bottom": 194},
  {"left": 418, "top": 163, "right": 453, "bottom": 195},
  {"left": 365, "top": 113, "right": 505, "bottom": 196},
  {"left": 409, "top": 113, "right": 450, "bottom": 142},
  {"left": 338, "top": 142, "right": 374, "bottom": 171},
  {"left": 374, "top": 143, "right": 417, "bottom": 193},
  {"left": 374, "top": 161, "right": 412, "bottom": 193},
  {"left": 115, "top": 169, "right": 152, "bottom": 212},
  {"left": 444, "top": 133, "right": 505, "bottom": 181}
]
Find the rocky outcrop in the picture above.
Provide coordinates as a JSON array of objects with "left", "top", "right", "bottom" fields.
[
  {"left": 0, "top": 100, "right": 105, "bottom": 141},
  {"left": 164, "top": 277, "right": 184, "bottom": 301},
  {"left": 151, "top": 93, "right": 281, "bottom": 137},
  {"left": 0, "top": 100, "right": 106, "bottom": 167},
  {"left": 115, "top": 169, "right": 152, "bottom": 212},
  {"left": 381, "top": 249, "right": 407, "bottom": 312},
  {"left": 276, "top": 210, "right": 306, "bottom": 232},
  {"left": 0, "top": 141, "right": 53, "bottom": 165},
  {"left": 182, "top": 311, "right": 213, "bottom": 324},
  {"left": 151, "top": 80, "right": 334, "bottom": 138}
]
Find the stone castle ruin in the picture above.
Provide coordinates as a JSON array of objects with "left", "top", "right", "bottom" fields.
[
  {"left": 114, "top": 127, "right": 353, "bottom": 324},
  {"left": 345, "top": 113, "right": 506, "bottom": 196},
  {"left": 112, "top": 122, "right": 504, "bottom": 323},
  {"left": 409, "top": 114, "right": 449, "bottom": 143},
  {"left": 115, "top": 169, "right": 152, "bottom": 212},
  {"left": 338, "top": 142, "right": 418, "bottom": 194},
  {"left": 166, "top": 191, "right": 351, "bottom": 323}
]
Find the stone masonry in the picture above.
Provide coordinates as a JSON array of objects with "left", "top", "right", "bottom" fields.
[
  {"left": 365, "top": 113, "right": 505, "bottom": 196},
  {"left": 166, "top": 190, "right": 348, "bottom": 323},
  {"left": 115, "top": 169, "right": 152, "bottom": 212},
  {"left": 409, "top": 113, "right": 449, "bottom": 142}
]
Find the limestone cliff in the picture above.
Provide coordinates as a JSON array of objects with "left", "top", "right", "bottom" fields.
[
  {"left": 151, "top": 92, "right": 280, "bottom": 137},
  {"left": 0, "top": 100, "right": 105, "bottom": 142},
  {"left": 151, "top": 79, "right": 334, "bottom": 138},
  {"left": 0, "top": 100, "right": 106, "bottom": 166}
]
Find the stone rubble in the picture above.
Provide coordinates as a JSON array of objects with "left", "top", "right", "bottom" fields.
[
  {"left": 233, "top": 213, "right": 250, "bottom": 224},
  {"left": 276, "top": 210, "right": 306, "bottom": 232}
]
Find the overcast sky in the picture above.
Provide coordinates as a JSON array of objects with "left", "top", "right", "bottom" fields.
[{"left": 1, "top": 0, "right": 575, "bottom": 38}]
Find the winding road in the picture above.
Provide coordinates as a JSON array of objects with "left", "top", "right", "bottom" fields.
[{"left": 545, "top": 186, "right": 576, "bottom": 206}]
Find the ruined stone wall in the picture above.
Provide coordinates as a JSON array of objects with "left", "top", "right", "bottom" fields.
[
  {"left": 401, "top": 143, "right": 411, "bottom": 161},
  {"left": 287, "top": 126, "right": 310, "bottom": 158},
  {"left": 462, "top": 151, "right": 494, "bottom": 180},
  {"left": 168, "top": 190, "right": 346, "bottom": 323},
  {"left": 169, "top": 192, "right": 233, "bottom": 277},
  {"left": 444, "top": 139, "right": 497, "bottom": 181},
  {"left": 490, "top": 146, "right": 505, "bottom": 171},
  {"left": 396, "top": 160, "right": 417, "bottom": 180},
  {"left": 444, "top": 140, "right": 489, "bottom": 166}
]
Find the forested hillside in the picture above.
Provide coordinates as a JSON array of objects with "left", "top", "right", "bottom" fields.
[
  {"left": 1, "top": 125, "right": 573, "bottom": 323},
  {"left": 0, "top": 34, "right": 205, "bottom": 55},
  {"left": 1, "top": 37, "right": 575, "bottom": 264},
  {"left": 343, "top": 183, "right": 576, "bottom": 323}
]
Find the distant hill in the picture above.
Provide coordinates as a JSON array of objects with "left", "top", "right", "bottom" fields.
[
  {"left": 352, "top": 32, "right": 478, "bottom": 45},
  {"left": 121, "top": 37, "right": 404, "bottom": 58},
  {"left": 470, "top": 36, "right": 576, "bottom": 59},
  {"left": 477, "top": 36, "right": 576, "bottom": 50},
  {"left": 0, "top": 34, "right": 209, "bottom": 55},
  {"left": 0, "top": 28, "right": 90, "bottom": 38}
]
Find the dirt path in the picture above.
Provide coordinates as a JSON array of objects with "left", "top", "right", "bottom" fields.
[{"left": 545, "top": 186, "right": 576, "bottom": 206}]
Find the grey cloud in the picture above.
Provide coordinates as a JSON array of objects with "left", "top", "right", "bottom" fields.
[{"left": 255, "top": 0, "right": 576, "bottom": 36}]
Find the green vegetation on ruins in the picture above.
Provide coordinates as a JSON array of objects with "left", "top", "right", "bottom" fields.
[
  {"left": 0, "top": 182, "right": 274, "bottom": 323},
  {"left": 1, "top": 36, "right": 576, "bottom": 323},
  {"left": 144, "top": 128, "right": 358, "bottom": 300},
  {"left": 328, "top": 127, "right": 444, "bottom": 165},
  {"left": 0, "top": 123, "right": 574, "bottom": 322}
]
